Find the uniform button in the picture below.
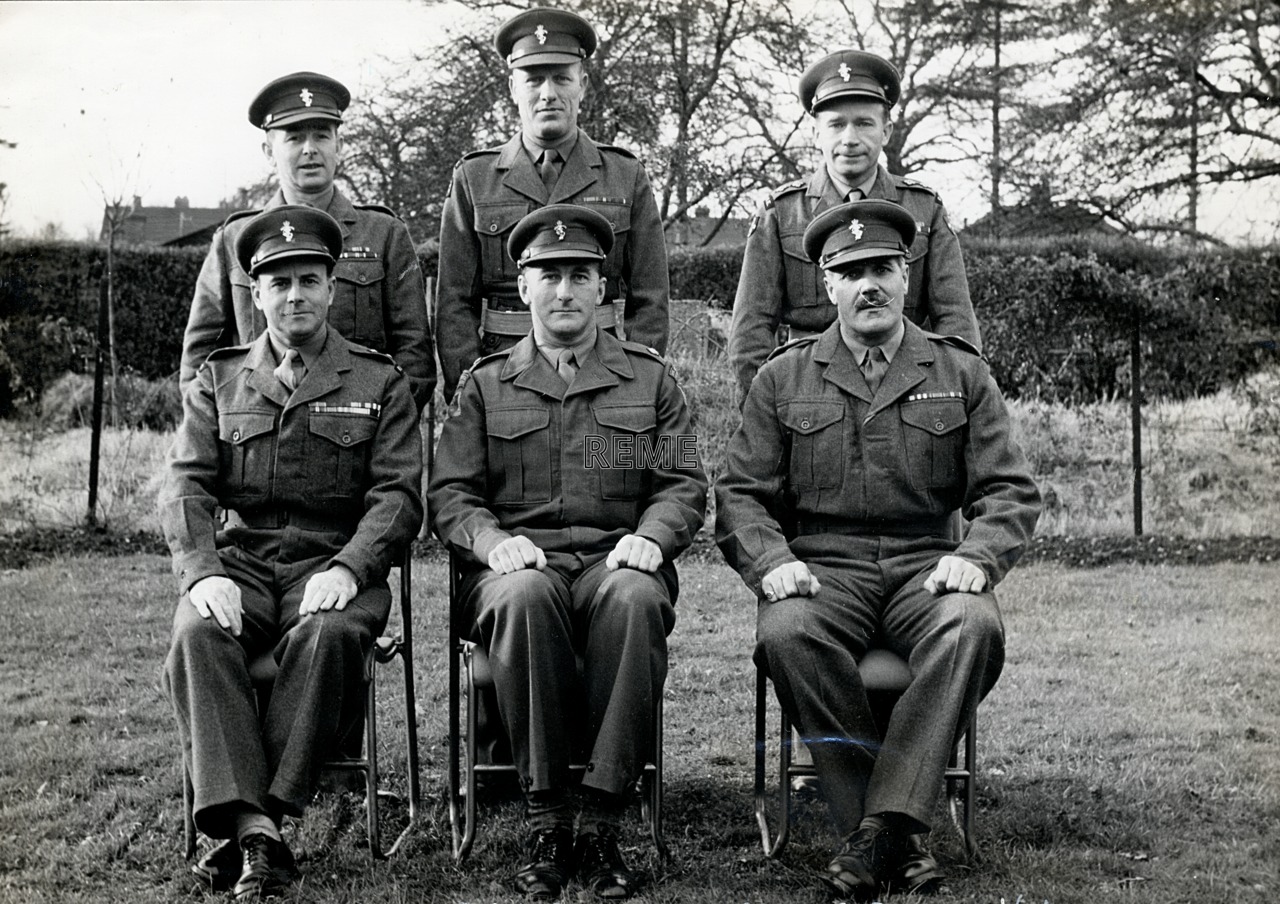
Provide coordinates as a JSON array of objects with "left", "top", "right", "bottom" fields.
[
  {"left": 231, "top": 429, "right": 241, "bottom": 441},
  {"left": 489, "top": 222, "right": 499, "bottom": 233},
  {"left": 586, "top": 762, "right": 595, "bottom": 772},
  {"left": 800, "top": 419, "right": 810, "bottom": 429},
  {"left": 342, "top": 433, "right": 352, "bottom": 444},
  {"left": 935, "top": 421, "right": 945, "bottom": 432}
]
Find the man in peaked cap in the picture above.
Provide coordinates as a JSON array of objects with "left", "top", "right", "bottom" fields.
[
  {"left": 716, "top": 200, "right": 1040, "bottom": 900},
  {"left": 727, "top": 48, "right": 981, "bottom": 408},
  {"left": 435, "top": 6, "right": 670, "bottom": 404},
  {"left": 180, "top": 71, "right": 435, "bottom": 411},
  {"left": 430, "top": 205, "right": 706, "bottom": 900},
  {"left": 162, "top": 206, "right": 423, "bottom": 899}
]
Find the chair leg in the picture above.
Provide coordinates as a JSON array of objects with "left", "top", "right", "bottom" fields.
[
  {"left": 641, "top": 694, "right": 668, "bottom": 862},
  {"left": 945, "top": 707, "right": 978, "bottom": 861},
  {"left": 452, "top": 643, "right": 480, "bottom": 863},
  {"left": 754, "top": 669, "right": 792, "bottom": 859},
  {"left": 363, "top": 673, "right": 383, "bottom": 859},
  {"left": 183, "top": 759, "right": 197, "bottom": 861}
]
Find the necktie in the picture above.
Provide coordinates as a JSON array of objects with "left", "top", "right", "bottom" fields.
[
  {"left": 538, "top": 148, "right": 560, "bottom": 192},
  {"left": 861, "top": 346, "right": 886, "bottom": 395},
  {"left": 274, "top": 348, "right": 304, "bottom": 391},
  {"left": 555, "top": 348, "right": 577, "bottom": 386}
]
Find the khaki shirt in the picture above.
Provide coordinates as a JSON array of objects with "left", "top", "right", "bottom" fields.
[
  {"left": 180, "top": 188, "right": 436, "bottom": 410},
  {"left": 715, "top": 320, "right": 1040, "bottom": 597}
]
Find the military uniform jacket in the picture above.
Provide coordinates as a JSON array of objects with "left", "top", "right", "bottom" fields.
[
  {"left": 428, "top": 330, "right": 707, "bottom": 568},
  {"left": 179, "top": 188, "right": 436, "bottom": 410},
  {"left": 715, "top": 321, "right": 1040, "bottom": 597},
  {"left": 435, "top": 131, "right": 671, "bottom": 400},
  {"left": 728, "top": 165, "right": 979, "bottom": 405},
  {"left": 162, "top": 329, "right": 424, "bottom": 596}
]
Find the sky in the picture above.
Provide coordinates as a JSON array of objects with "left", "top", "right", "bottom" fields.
[
  {"left": 0, "top": 0, "right": 1275, "bottom": 244},
  {"left": 0, "top": 0, "right": 456, "bottom": 238}
]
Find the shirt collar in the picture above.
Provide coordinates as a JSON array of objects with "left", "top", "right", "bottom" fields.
[
  {"left": 536, "top": 326, "right": 598, "bottom": 367},
  {"left": 267, "top": 323, "right": 329, "bottom": 370},
  {"left": 522, "top": 128, "right": 579, "bottom": 164},
  {"left": 842, "top": 319, "right": 905, "bottom": 365},
  {"left": 826, "top": 166, "right": 879, "bottom": 201}
]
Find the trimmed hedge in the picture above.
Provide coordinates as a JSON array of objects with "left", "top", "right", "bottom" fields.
[{"left": 3, "top": 234, "right": 1277, "bottom": 413}]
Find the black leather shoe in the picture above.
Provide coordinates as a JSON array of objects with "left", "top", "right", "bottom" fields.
[
  {"left": 822, "top": 823, "right": 903, "bottom": 901},
  {"left": 232, "top": 833, "right": 299, "bottom": 901},
  {"left": 512, "top": 825, "right": 574, "bottom": 900},
  {"left": 891, "top": 833, "right": 943, "bottom": 895},
  {"left": 574, "top": 829, "right": 637, "bottom": 899},
  {"left": 191, "top": 838, "right": 240, "bottom": 891}
]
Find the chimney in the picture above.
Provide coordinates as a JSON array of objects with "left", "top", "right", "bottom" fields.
[{"left": 174, "top": 196, "right": 190, "bottom": 209}]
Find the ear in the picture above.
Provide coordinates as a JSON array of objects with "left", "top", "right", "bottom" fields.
[
  {"left": 250, "top": 278, "right": 264, "bottom": 311},
  {"left": 517, "top": 270, "right": 532, "bottom": 308},
  {"left": 261, "top": 138, "right": 275, "bottom": 168},
  {"left": 823, "top": 271, "right": 838, "bottom": 305},
  {"left": 325, "top": 274, "right": 337, "bottom": 307}
]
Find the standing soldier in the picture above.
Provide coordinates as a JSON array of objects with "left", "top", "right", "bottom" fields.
[
  {"left": 728, "top": 50, "right": 979, "bottom": 407},
  {"left": 436, "top": 7, "right": 670, "bottom": 403},
  {"left": 180, "top": 71, "right": 436, "bottom": 411}
]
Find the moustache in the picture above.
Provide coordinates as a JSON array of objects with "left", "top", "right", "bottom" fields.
[{"left": 857, "top": 295, "right": 892, "bottom": 308}]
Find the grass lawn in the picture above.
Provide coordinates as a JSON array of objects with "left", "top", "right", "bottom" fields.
[{"left": 0, "top": 552, "right": 1276, "bottom": 903}]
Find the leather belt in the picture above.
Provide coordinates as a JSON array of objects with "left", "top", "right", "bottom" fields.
[
  {"left": 481, "top": 299, "right": 627, "bottom": 340},
  {"left": 777, "top": 324, "right": 822, "bottom": 344}
]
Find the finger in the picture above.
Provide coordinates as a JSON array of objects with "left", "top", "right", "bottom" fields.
[
  {"left": 519, "top": 541, "right": 540, "bottom": 568},
  {"left": 794, "top": 568, "right": 812, "bottom": 597},
  {"left": 626, "top": 542, "right": 645, "bottom": 570},
  {"left": 333, "top": 591, "right": 351, "bottom": 611},
  {"left": 606, "top": 548, "right": 620, "bottom": 571},
  {"left": 208, "top": 598, "right": 231, "bottom": 630},
  {"left": 778, "top": 571, "right": 798, "bottom": 600},
  {"left": 923, "top": 573, "right": 940, "bottom": 595},
  {"left": 535, "top": 547, "right": 547, "bottom": 570},
  {"left": 189, "top": 594, "right": 212, "bottom": 619},
  {"left": 807, "top": 574, "right": 822, "bottom": 596},
  {"left": 969, "top": 570, "right": 987, "bottom": 594}
]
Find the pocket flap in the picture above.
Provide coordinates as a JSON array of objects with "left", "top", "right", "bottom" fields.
[
  {"left": 474, "top": 202, "right": 530, "bottom": 237},
  {"left": 593, "top": 404, "right": 656, "bottom": 433},
  {"left": 583, "top": 202, "right": 632, "bottom": 236},
  {"left": 310, "top": 413, "right": 378, "bottom": 447},
  {"left": 486, "top": 406, "right": 550, "bottom": 440},
  {"left": 219, "top": 411, "right": 275, "bottom": 445},
  {"left": 779, "top": 401, "right": 844, "bottom": 435},
  {"left": 901, "top": 399, "right": 967, "bottom": 436},
  {"left": 334, "top": 259, "right": 386, "bottom": 287},
  {"left": 780, "top": 231, "right": 809, "bottom": 263}
]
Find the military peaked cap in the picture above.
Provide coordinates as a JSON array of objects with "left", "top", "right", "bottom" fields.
[
  {"left": 799, "top": 50, "right": 901, "bottom": 113},
  {"left": 248, "top": 71, "right": 350, "bottom": 130},
  {"left": 508, "top": 204, "right": 614, "bottom": 266},
  {"left": 496, "top": 7, "right": 597, "bottom": 68},
  {"left": 235, "top": 205, "right": 344, "bottom": 276},
  {"left": 803, "top": 199, "right": 916, "bottom": 270}
]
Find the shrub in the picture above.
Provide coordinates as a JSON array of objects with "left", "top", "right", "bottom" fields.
[{"left": 40, "top": 372, "right": 183, "bottom": 431}]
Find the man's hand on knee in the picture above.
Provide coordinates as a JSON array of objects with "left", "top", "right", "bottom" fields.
[
  {"left": 760, "top": 561, "right": 821, "bottom": 602},
  {"left": 300, "top": 565, "right": 359, "bottom": 615},
  {"left": 488, "top": 536, "right": 547, "bottom": 574},
  {"left": 188, "top": 575, "right": 243, "bottom": 636},
  {"left": 606, "top": 534, "right": 662, "bottom": 573},
  {"left": 923, "top": 555, "right": 987, "bottom": 595}
]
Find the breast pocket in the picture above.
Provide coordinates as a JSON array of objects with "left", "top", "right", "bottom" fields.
[
  {"left": 474, "top": 202, "right": 530, "bottom": 284},
  {"left": 332, "top": 260, "right": 387, "bottom": 349},
  {"left": 900, "top": 398, "right": 967, "bottom": 490},
  {"left": 309, "top": 412, "right": 379, "bottom": 496},
  {"left": 779, "top": 401, "right": 845, "bottom": 489},
  {"left": 780, "top": 230, "right": 824, "bottom": 311},
  {"left": 486, "top": 406, "right": 552, "bottom": 504},
  {"left": 592, "top": 403, "right": 657, "bottom": 500},
  {"left": 217, "top": 410, "right": 277, "bottom": 496}
]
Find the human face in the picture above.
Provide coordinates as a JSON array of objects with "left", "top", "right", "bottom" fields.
[
  {"left": 262, "top": 122, "right": 341, "bottom": 198},
  {"left": 509, "top": 63, "right": 587, "bottom": 145},
  {"left": 518, "top": 260, "right": 605, "bottom": 347},
  {"left": 251, "top": 259, "right": 335, "bottom": 348},
  {"left": 813, "top": 100, "right": 892, "bottom": 186},
  {"left": 824, "top": 255, "right": 907, "bottom": 347}
]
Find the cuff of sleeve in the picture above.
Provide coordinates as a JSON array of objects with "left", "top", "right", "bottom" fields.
[
  {"left": 747, "top": 548, "right": 801, "bottom": 598},
  {"left": 472, "top": 528, "right": 514, "bottom": 565},
  {"left": 328, "top": 554, "right": 371, "bottom": 590},
  {"left": 635, "top": 523, "right": 677, "bottom": 561},
  {"left": 177, "top": 556, "right": 227, "bottom": 597}
]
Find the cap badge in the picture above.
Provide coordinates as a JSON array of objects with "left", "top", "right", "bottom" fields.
[
  {"left": 848, "top": 218, "right": 865, "bottom": 240},
  {"left": 554, "top": 220, "right": 566, "bottom": 240},
  {"left": 535, "top": 23, "right": 548, "bottom": 44},
  {"left": 299, "top": 88, "right": 314, "bottom": 107},
  {"left": 838, "top": 62, "right": 852, "bottom": 82},
  {"left": 281, "top": 220, "right": 295, "bottom": 243}
]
